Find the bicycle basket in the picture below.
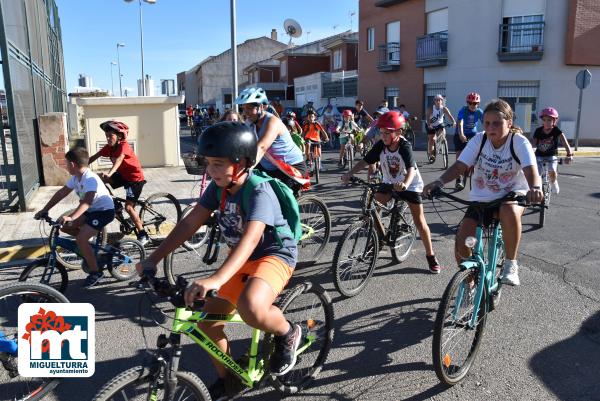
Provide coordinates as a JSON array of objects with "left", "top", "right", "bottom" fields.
[{"left": 182, "top": 152, "right": 207, "bottom": 175}]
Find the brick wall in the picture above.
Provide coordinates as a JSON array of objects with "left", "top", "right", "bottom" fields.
[
  {"left": 39, "top": 113, "right": 70, "bottom": 186},
  {"left": 565, "top": 0, "right": 600, "bottom": 65}
]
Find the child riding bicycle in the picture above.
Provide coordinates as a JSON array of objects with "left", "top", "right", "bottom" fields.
[
  {"left": 89, "top": 120, "right": 149, "bottom": 245},
  {"left": 426, "top": 94, "right": 456, "bottom": 163},
  {"left": 533, "top": 107, "right": 573, "bottom": 194},
  {"left": 136, "top": 122, "right": 301, "bottom": 399},
  {"left": 342, "top": 111, "right": 442, "bottom": 273},
  {"left": 35, "top": 148, "right": 115, "bottom": 288},
  {"left": 454, "top": 92, "right": 484, "bottom": 190},
  {"left": 336, "top": 110, "right": 360, "bottom": 167},
  {"left": 302, "top": 109, "right": 329, "bottom": 170}
]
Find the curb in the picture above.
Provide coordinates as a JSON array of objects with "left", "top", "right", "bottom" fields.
[
  {"left": 558, "top": 150, "right": 600, "bottom": 157},
  {"left": 0, "top": 244, "right": 48, "bottom": 264}
]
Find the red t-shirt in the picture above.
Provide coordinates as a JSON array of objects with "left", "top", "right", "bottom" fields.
[{"left": 99, "top": 141, "right": 144, "bottom": 182}]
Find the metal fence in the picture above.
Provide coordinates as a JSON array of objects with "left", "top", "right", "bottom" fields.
[{"left": 0, "top": 0, "right": 66, "bottom": 212}]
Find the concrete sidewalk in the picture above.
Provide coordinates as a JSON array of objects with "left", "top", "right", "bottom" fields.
[{"left": 0, "top": 166, "right": 202, "bottom": 266}]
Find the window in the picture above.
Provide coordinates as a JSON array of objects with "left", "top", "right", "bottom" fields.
[
  {"left": 427, "top": 8, "right": 448, "bottom": 34},
  {"left": 501, "top": 15, "right": 544, "bottom": 53},
  {"left": 497, "top": 80, "right": 540, "bottom": 123},
  {"left": 367, "top": 27, "right": 375, "bottom": 51},
  {"left": 280, "top": 60, "right": 287, "bottom": 77},
  {"left": 333, "top": 50, "right": 342, "bottom": 70},
  {"left": 386, "top": 21, "right": 400, "bottom": 64},
  {"left": 385, "top": 87, "right": 399, "bottom": 108},
  {"left": 424, "top": 82, "right": 446, "bottom": 115}
]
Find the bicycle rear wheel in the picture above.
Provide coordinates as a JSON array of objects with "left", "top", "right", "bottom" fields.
[
  {"left": 92, "top": 365, "right": 210, "bottom": 401},
  {"left": 264, "top": 282, "right": 334, "bottom": 395},
  {"left": 432, "top": 268, "right": 487, "bottom": 386},
  {"left": 441, "top": 138, "right": 449, "bottom": 169},
  {"left": 139, "top": 193, "right": 182, "bottom": 243},
  {"left": 332, "top": 220, "right": 379, "bottom": 298},
  {"left": 181, "top": 204, "right": 210, "bottom": 251},
  {"left": 405, "top": 128, "right": 416, "bottom": 149},
  {"left": 51, "top": 209, "right": 107, "bottom": 270},
  {"left": 0, "top": 282, "right": 69, "bottom": 401},
  {"left": 297, "top": 195, "right": 331, "bottom": 267},
  {"left": 390, "top": 202, "right": 416, "bottom": 263},
  {"left": 19, "top": 259, "right": 69, "bottom": 294}
]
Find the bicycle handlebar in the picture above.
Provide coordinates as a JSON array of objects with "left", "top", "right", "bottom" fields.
[
  {"left": 34, "top": 214, "right": 61, "bottom": 227},
  {"left": 131, "top": 274, "right": 218, "bottom": 310},
  {"left": 428, "top": 189, "right": 529, "bottom": 208}
]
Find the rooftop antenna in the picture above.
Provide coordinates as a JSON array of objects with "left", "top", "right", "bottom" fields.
[
  {"left": 349, "top": 11, "right": 356, "bottom": 31},
  {"left": 306, "top": 31, "right": 311, "bottom": 44},
  {"left": 283, "top": 18, "right": 302, "bottom": 46}
]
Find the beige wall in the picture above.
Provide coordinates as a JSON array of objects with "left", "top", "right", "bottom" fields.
[{"left": 75, "top": 96, "right": 184, "bottom": 168}]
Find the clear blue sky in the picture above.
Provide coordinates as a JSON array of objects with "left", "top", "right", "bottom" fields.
[{"left": 57, "top": 0, "right": 359, "bottom": 95}]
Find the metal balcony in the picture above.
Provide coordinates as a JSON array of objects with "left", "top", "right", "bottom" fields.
[
  {"left": 378, "top": 42, "right": 400, "bottom": 72},
  {"left": 498, "top": 21, "right": 545, "bottom": 61},
  {"left": 416, "top": 31, "right": 448, "bottom": 67}
]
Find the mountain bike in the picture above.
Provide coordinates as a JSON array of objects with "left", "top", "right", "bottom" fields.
[
  {"left": 342, "top": 135, "right": 354, "bottom": 170},
  {"left": 332, "top": 177, "right": 416, "bottom": 297},
  {"left": 52, "top": 188, "right": 180, "bottom": 269},
  {"left": 537, "top": 157, "right": 565, "bottom": 228},
  {"left": 92, "top": 276, "right": 334, "bottom": 400},
  {"left": 19, "top": 215, "right": 145, "bottom": 293},
  {"left": 0, "top": 281, "right": 69, "bottom": 401},
  {"left": 429, "top": 190, "right": 528, "bottom": 385},
  {"left": 427, "top": 122, "right": 453, "bottom": 169}
]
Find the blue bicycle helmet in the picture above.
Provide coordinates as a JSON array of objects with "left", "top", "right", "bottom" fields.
[{"left": 235, "top": 87, "right": 268, "bottom": 105}]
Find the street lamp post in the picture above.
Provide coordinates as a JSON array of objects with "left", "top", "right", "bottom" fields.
[
  {"left": 125, "top": 0, "right": 156, "bottom": 96},
  {"left": 116, "top": 43, "right": 125, "bottom": 96},
  {"left": 110, "top": 61, "right": 117, "bottom": 96}
]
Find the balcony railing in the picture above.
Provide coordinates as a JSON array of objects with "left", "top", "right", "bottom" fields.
[
  {"left": 416, "top": 31, "right": 448, "bottom": 67},
  {"left": 378, "top": 42, "right": 400, "bottom": 72},
  {"left": 498, "top": 21, "right": 545, "bottom": 61}
]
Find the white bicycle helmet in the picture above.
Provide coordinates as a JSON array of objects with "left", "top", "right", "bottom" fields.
[{"left": 235, "top": 87, "right": 268, "bottom": 105}]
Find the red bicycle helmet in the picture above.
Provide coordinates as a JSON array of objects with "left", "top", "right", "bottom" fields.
[
  {"left": 376, "top": 111, "right": 406, "bottom": 130},
  {"left": 100, "top": 120, "right": 129, "bottom": 139},
  {"left": 286, "top": 111, "right": 296, "bottom": 119},
  {"left": 539, "top": 107, "right": 559, "bottom": 119},
  {"left": 342, "top": 109, "right": 353, "bottom": 118},
  {"left": 466, "top": 92, "right": 480, "bottom": 103}
]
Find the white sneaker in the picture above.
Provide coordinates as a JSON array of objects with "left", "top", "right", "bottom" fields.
[
  {"left": 501, "top": 261, "right": 520, "bottom": 286},
  {"left": 551, "top": 180, "right": 559, "bottom": 194}
]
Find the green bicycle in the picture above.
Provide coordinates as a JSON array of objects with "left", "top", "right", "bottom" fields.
[
  {"left": 430, "top": 190, "right": 527, "bottom": 385},
  {"left": 92, "top": 276, "right": 334, "bottom": 400}
]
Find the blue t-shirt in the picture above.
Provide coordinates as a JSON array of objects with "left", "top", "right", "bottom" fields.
[
  {"left": 457, "top": 106, "right": 483, "bottom": 137},
  {"left": 199, "top": 175, "right": 297, "bottom": 268}
]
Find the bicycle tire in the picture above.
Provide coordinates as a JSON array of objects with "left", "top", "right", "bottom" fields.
[
  {"left": 432, "top": 268, "right": 487, "bottom": 386},
  {"left": 181, "top": 204, "right": 210, "bottom": 251},
  {"left": 92, "top": 365, "right": 210, "bottom": 401},
  {"left": 405, "top": 129, "right": 416, "bottom": 149},
  {"left": 264, "top": 282, "right": 334, "bottom": 395},
  {"left": 441, "top": 138, "right": 449, "bottom": 170},
  {"left": 332, "top": 220, "right": 379, "bottom": 298},
  {"left": 19, "top": 259, "right": 69, "bottom": 294},
  {"left": 314, "top": 156, "right": 320, "bottom": 184},
  {"left": 539, "top": 181, "right": 551, "bottom": 228},
  {"left": 0, "top": 282, "right": 69, "bottom": 401},
  {"left": 139, "top": 193, "right": 182, "bottom": 243},
  {"left": 108, "top": 239, "right": 146, "bottom": 281},
  {"left": 390, "top": 202, "right": 416, "bottom": 263},
  {"left": 297, "top": 195, "right": 331, "bottom": 267},
  {"left": 51, "top": 209, "right": 108, "bottom": 270}
]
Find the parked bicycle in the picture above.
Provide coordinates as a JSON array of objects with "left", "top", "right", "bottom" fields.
[
  {"left": 429, "top": 190, "right": 527, "bottom": 386},
  {"left": 427, "top": 122, "right": 454, "bottom": 169},
  {"left": 0, "top": 281, "right": 69, "bottom": 401},
  {"left": 92, "top": 275, "right": 334, "bottom": 401},
  {"left": 18, "top": 215, "right": 145, "bottom": 293},
  {"left": 332, "top": 177, "right": 416, "bottom": 297}
]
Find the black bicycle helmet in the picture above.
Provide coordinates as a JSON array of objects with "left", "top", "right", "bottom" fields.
[{"left": 197, "top": 121, "right": 257, "bottom": 165}]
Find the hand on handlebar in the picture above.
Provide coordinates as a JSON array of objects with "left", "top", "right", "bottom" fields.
[
  {"left": 184, "top": 278, "right": 220, "bottom": 307},
  {"left": 422, "top": 180, "right": 443, "bottom": 199},
  {"left": 564, "top": 156, "right": 573, "bottom": 165},
  {"left": 393, "top": 182, "right": 407, "bottom": 192},
  {"left": 526, "top": 188, "right": 544, "bottom": 204},
  {"left": 135, "top": 259, "right": 158, "bottom": 277},
  {"left": 58, "top": 215, "right": 73, "bottom": 225},
  {"left": 34, "top": 210, "right": 48, "bottom": 220}
]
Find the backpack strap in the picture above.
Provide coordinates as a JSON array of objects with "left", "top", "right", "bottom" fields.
[
  {"left": 475, "top": 133, "right": 487, "bottom": 163},
  {"left": 475, "top": 133, "right": 521, "bottom": 165}
]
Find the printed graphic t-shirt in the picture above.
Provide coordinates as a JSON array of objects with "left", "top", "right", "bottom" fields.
[
  {"left": 66, "top": 169, "right": 114, "bottom": 211},
  {"left": 199, "top": 176, "right": 297, "bottom": 268},
  {"left": 533, "top": 126, "right": 563, "bottom": 157},
  {"left": 364, "top": 139, "right": 424, "bottom": 192},
  {"left": 458, "top": 132, "right": 536, "bottom": 202},
  {"left": 98, "top": 141, "right": 145, "bottom": 182}
]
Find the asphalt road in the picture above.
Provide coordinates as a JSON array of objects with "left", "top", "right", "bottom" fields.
[{"left": 3, "top": 132, "right": 599, "bottom": 401}]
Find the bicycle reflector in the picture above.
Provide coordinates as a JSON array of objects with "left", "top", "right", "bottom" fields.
[{"left": 465, "top": 236, "right": 478, "bottom": 249}]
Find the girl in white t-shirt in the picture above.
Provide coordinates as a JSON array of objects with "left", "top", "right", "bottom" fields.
[{"left": 423, "top": 99, "right": 543, "bottom": 286}]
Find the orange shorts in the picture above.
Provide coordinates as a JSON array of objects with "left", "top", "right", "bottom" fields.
[{"left": 218, "top": 256, "right": 294, "bottom": 306}]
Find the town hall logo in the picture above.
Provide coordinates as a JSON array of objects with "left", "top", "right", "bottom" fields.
[{"left": 18, "top": 303, "right": 95, "bottom": 377}]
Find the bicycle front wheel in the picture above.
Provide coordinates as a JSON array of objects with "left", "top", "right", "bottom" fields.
[
  {"left": 108, "top": 239, "right": 146, "bottom": 281},
  {"left": 432, "top": 268, "right": 487, "bottom": 386},
  {"left": 93, "top": 366, "right": 210, "bottom": 401},
  {"left": 314, "top": 156, "right": 320, "bottom": 184},
  {"left": 139, "top": 193, "right": 182, "bottom": 243},
  {"left": 390, "top": 203, "right": 416, "bottom": 263},
  {"left": 297, "top": 195, "right": 331, "bottom": 267},
  {"left": 332, "top": 220, "right": 379, "bottom": 297},
  {"left": 264, "top": 282, "right": 334, "bottom": 395},
  {"left": 0, "top": 282, "right": 69, "bottom": 401},
  {"left": 405, "top": 129, "right": 416, "bottom": 149},
  {"left": 181, "top": 204, "right": 210, "bottom": 251},
  {"left": 441, "top": 138, "right": 449, "bottom": 169},
  {"left": 19, "top": 259, "right": 69, "bottom": 294}
]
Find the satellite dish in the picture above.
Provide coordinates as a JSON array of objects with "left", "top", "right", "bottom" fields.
[{"left": 283, "top": 18, "right": 302, "bottom": 45}]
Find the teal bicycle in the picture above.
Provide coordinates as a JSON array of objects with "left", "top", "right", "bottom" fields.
[
  {"left": 18, "top": 215, "right": 145, "bottom": 293},
  {"left": 93, "top": 275, "right": 334, "bottom": 400},
  {"left": 430, "top": 190, "right": 527, "bottom": 385}
]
